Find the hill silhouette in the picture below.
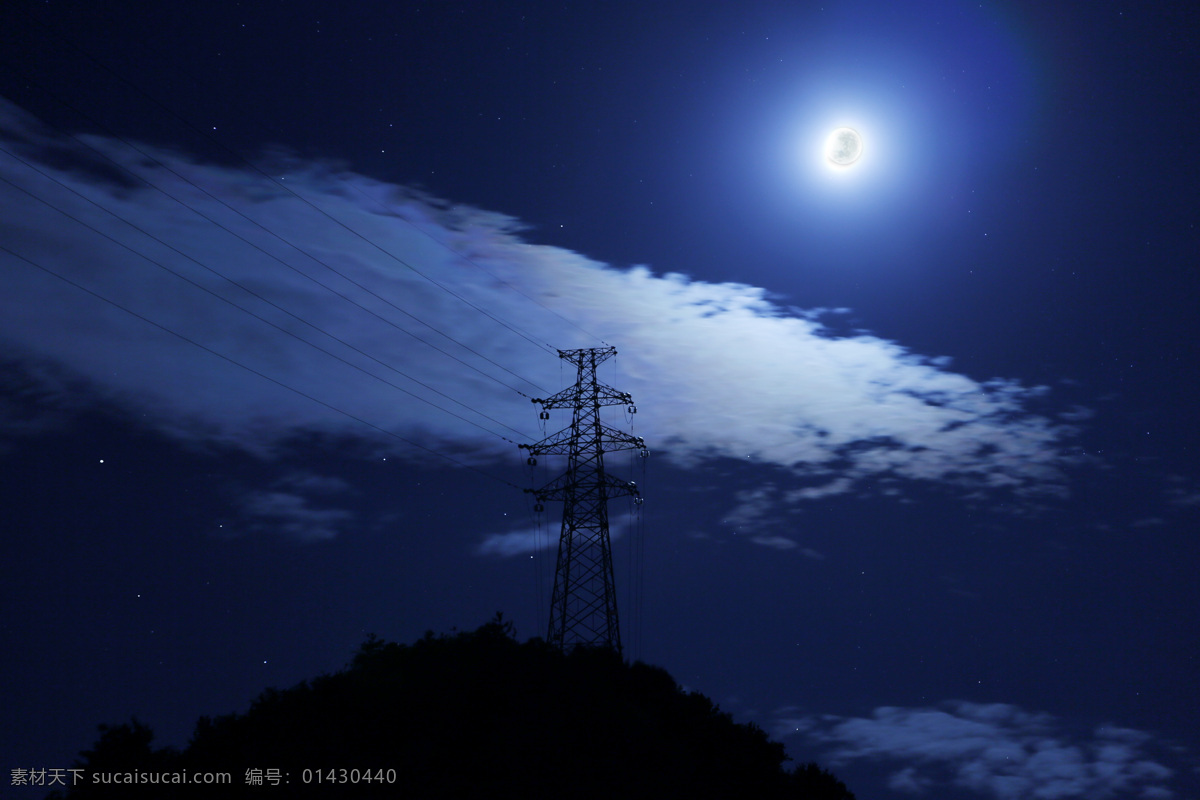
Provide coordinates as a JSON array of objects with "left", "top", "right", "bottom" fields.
[{"left": 48, "top": 616, "right": 855, "bottom": 799}]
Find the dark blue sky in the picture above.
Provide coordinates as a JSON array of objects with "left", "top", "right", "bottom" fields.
[{"left": 2, "top": 2, "right": 1197, "bottom": 798}]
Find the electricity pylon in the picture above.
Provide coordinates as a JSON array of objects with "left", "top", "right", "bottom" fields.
[{"left": 519, "top": 346, "right": 646, "bottom": 653}]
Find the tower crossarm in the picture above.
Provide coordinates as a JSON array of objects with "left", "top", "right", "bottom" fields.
[
  {"left": 524, "top": 472, "right": 640, "bottom": 504},
  {"left": 517, "top": 428, "right": 576, "bottom": 456},
  {"left": 530, "top": 384, "right": 632, "bottom": 411},
  {"left": 518, "top": 425, "right": 644, "bottom": 458},
  {"left": 594, "top": 425, "right": 645, "bottom": 451}
]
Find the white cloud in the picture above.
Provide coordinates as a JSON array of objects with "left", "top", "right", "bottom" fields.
[
  {"left": 888, "top": 765, "right": 934, "bottom": 793},
  {"left": 785, "top": 478, "right": 856, "bottom": 501},
  {"left": 475, "top": 527, "right": 546, "bottom": 557},
  {"left": 775, "top": 701, "right": 1179, "bottom": 799},
  {"left": 0, "top": 100, "right": 1080, "bottom": 501},
  {"left": 477, "top": 518, "right": 628, "bottom": 557},
  {"left": 741, "top": 533, "right": 826, "bottom": 559},
  {"left": 724, "top": 485, "right": 779, "bottom": 529},
  {"left": 749, "top": 535, "right": 798, "bottom": 550}
]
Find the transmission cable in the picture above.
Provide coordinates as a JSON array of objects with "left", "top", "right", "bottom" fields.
[
  {"left": 341, "top": 185, "right": 611, "bottom": 348},
  {"left": 10, "top": 7, "right": 561, "bottom": 356},
  {"left": 16, "top": 6, "right": 611, "bottom": 350},
  {"left": 0, "top": 56, "right": 550, "bottom": 400},
  {"left": 0, "top": 159, "right": 533, "bottom": 445},
  {"left": 0, "top": 243, "right": 523, "bottom": 490}
]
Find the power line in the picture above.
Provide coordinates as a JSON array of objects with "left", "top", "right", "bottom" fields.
[
  {"left": 0, "top": 56, "right": 551, "bottom": 401},
  {"left": 9, "top": 7, "right": 563, "bottom": 357},
  {"left": 340, "top": 186, "right": 612, "bottom": 348},
  {"left": 11, "top": 4, "right": 610, "bottom": 350},
  {"left": 4, "top": 11, "right": 651, "bottom": 625},
  {"left": 0, "top": 155, "right": 535, "bottom": 443},
  {"left": 0, "top": 242, "right": 523, "bottom": 489},
  {"left": 5, "top": 4, "right": 651, "bottom": 650}
]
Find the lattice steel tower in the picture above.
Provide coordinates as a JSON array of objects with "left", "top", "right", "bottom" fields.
[{"left": 519, "top": 346, "right": 645, "bottom": 653}]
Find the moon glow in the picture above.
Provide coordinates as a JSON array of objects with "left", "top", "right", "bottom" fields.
[{"left": 825, "top": 127, "right": 863, "bottom": 167}]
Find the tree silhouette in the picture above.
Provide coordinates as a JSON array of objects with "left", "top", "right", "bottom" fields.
[
  {"left": 788, "top": 761, "right": 858, "bottom": 799},
  {"left": 45, "top": 718, "right": 179, "bottom": 799},
  {"left": 49, "top": 617, "right": 854, "bottom": 799}
]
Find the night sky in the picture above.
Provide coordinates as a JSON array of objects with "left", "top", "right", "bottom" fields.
[{"left": 2, "top": 1, "right": 1198, "bottom": 798}]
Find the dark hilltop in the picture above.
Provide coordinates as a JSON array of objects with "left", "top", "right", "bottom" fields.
[{"left": 47, "top": 617, "right": 855, "bottom": 799}]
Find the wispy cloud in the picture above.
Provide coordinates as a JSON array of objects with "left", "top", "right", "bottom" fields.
[
  {"left": 234, "top": 471, "right": 355, "bottom": 541},
  {"left": 1165, "top": 476, "right": 1200, "bottom": 508},
  {"left": 745, "top": 534, "right": 825, "bottom": 558},
  {"left": 475, "top": 526, "right": 547, "bottom": 557},
  {"left": 477, "top": 518, "right": 629, "bottom": 557},
  {"left": 775, "top": 701, "right": 1179, "bottom": 799},
  {"left": 0, "top": 359, "right": 78, "bottom": 450},
  {"left": 723, "top": 485, "right": 780, "bottom": 530},
  {"left": 749, "top": 534, "right": 798, "bottom": 550},
  {"left": 1, "top": 99, "right": 1081, "bottom": 502}
]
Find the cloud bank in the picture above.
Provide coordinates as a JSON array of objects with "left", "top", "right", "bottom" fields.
[
  {"left": 776, "top": 701, "right": 1179, "bottom": 799},
  {"left": 1, "top": 99, "right": 1080, "bottom": 500}
]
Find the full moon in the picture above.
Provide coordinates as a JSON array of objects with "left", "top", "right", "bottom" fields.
[{"left": 825, "top": 127, "right": 863, "bottom": 166}]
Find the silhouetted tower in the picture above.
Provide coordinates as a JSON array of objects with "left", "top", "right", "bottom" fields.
[{"left": 519, "top": 346, "right": 645, "bottom": 653}]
